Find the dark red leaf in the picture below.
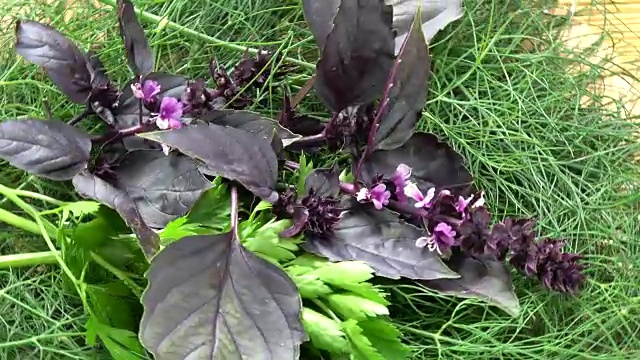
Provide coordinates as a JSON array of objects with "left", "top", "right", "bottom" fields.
[
  {"left": 374, "top": 10, "right": 431, "bottom": 150},
  {"left": 118, "top": 0, "right": 154, "bottom": 75},
  {"left": 301, "top": 0, "right": 340, "bottom": 51},
  {"left": 314, "top": 0, "right": 395, "bottom": 112},
  {"left": 0, "top": 119, "right": 92, "bottom": 180},
  {"left": 361, "top": 132, "right": 473, "bottom": 196},
  {"left": 139, "top": 123, "right": 279, "bottom": 202},
  {"left": 72, "top": 171, "right": 159, "bottom": 258},
  {"left": 113, "top": 150, "right": 211, "bottom": 228},
  {"left": 304, "top": 199, "right": 458, "bottom": 280},
  {"left": 15, "top": 20, "right": 91, "bottom": 104},
  {"left": 304, "top": 166, "right": 340, "bottom": 198},
  {"left": 420, "top": 255, "right": 520, "bottom": 317}
]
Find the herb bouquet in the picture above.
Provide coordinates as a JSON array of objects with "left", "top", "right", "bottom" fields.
[{"left": 0, "top": 0, "right": 585, "bottom": 358}]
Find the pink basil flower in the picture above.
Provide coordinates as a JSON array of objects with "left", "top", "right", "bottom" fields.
[
  {"left": 404, "top": 181, "right": 435, "bottom": 208},
  {"left": 356, "top": 183, "right": 391, "bottom": 210},
  {"left": 156, "top": 97, "right": 184, "bottom": 130},
  {"left": 390, "top": 163, "right": 411, "bottom": 202},
  {"left": 415, "top": 222, "right": 457, "bottom": 254},
  {"left": 131, "top": 79, "right": 160, "bottom": 102}
]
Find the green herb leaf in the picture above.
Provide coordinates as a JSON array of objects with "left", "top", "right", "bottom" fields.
[
  {"left": 242, "top": 219, "right": 301, "bottom": 264},
  {"left": 310, "top": 261, "right": 374, "bottom": 285},
  {"left": 336, "top": 282, "right": 389, "bottom": 305},
  {"left": 87, "top": 315, "right": 146, "bottom": 360},
  {"left": 310, "top": 261, "right": 389, "bottom": 304},
  {"left": 359, "top": 319, "right": 410, "bottom": 360},
  {"left": 297, "top": 153, "right": 314, "bottom": 197},
  {"left": 287, "top": 266, "right": 333, "bottom": 299},
  {"left": 61, "top": 200, "right": 100, "bottom": 220},
  {"left": 343, "top": 320, "right": 385, "bottom": 360},
  {"left": 301, "top": 308, "right": 350, "bottom": 354},
  {"left": 186, "top": 184, "right": 231, "bottom": 228},
  {"left": 326, "top": 294, "right": 389, "bottom": 320},
  {"left": 288, "top": 254, "right": 330, "bottom": 268},
  {"left": 159, "top": 217, "right": 208, "bottom": 244}
]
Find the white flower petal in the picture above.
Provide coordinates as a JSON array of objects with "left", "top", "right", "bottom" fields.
[
  {"left": 403, "top": 181, "right": 423, "bottom": 201},
  {"left": 472, "top": 192, "right": 486, "bottom": 208},
  {"left": 415, "top": 236, "right": 429, "bottom": 248},
  {"left": 396, "top": 163, "right": 412, "bottom": 178},
  {"left": 356, "top": 188, "right": 369, "bottom": 202},
  {"left": 156, "top": 117, "right": 169, "bottom": 130},
  {"left": 423, "top": 187, "right": 436, "bottom": 203},
  {"left": 161, "top": 144, "right": 171, "bottom": 156},
  {"left": 388, "top": 0, "right": 464, "bottom": 54}
]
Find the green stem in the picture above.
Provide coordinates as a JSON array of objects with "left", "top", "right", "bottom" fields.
[
  {"left": 0, "top": 185, "right": 80, "bottom": 288},
  {"left": 90, "top": 252, "right": 144, "bottom": 297},
  {"left": 0, "top": 206, "right": 61, "bottom": 269},
  {"left": 97, "top": 0, "right": 314, "bottom": 70},
  {"left": 0, "top": 208, "right": 42, "bottom": 235},
  {"left": 0, "top": 251, "right": 59, "bottom": 268},
  {"left": 6, "top": 188, "right": 63, "bottom": 205},
  {"left": 311, "top": 298, "right": 341, "bottom": 322},
  {"left": 0, "top": 175, "right": 34, "bottom": 206}
]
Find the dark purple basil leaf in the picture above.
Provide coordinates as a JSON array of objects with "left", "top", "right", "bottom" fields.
[
  {"left": 286, "top": 115, "right": 326, "bottom": 137},
  {"left": 86, "top": 51, "right": 120, "bottom": 125},
  {"left": 304, "top": 1, "right": 463, "bottom": 55},
  {"left": 0, "top": 119, "right": 91, "bottom": 180},
  {"left": 420, "top": 255, "right": 520, "bottom": 317},
  {"left": 86, "top": 50, "right": 109, "bottom": 87},
  {"left": 113, "top": 150, "right": 211, "bottom": 228},
  {"left": 301, "top": 0, "right": 340, "bottom": 51},
  {"left": 199, "top": 110, "right": 301, "bottom": 148},
  {"left": 139, "top": 123, "right": 279, "bottom": 202},
  {"left": 278, "top": 93, "right": 326, "bottom": 137},
  {"left": 72, "top": 171, "right": 159, "bottom": 258},
  {"left": 314, "top": 0, "right": 395, "bottom": 112},
  {"left": 304, "top": 199, "right": 458, "bottom": 280},
  {"left": 15, "top": 20, "right": 91, "bottom": 104},
  {"left": 140, "top": 233, "right": 306, "bottom": 358},
  {"left": 117, "top": 0, "right": 154, "bottom": 75},
  {"left": 304, "top": 166, "right": 340, "bottom": 198},
  {"left": 280, "top": 205, "right": 310, "bottom": 238},
  {"left": 374, "top": 10, "right": 430, "bottom": 150},
  {"left": 362, "top": 132, "right": 473, "bottom": 196}
]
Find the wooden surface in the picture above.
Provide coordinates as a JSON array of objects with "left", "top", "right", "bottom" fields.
[{"left": 552, "top": 0, "right": 640, "bottom": 118}]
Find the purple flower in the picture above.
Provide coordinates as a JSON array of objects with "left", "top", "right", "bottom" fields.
[
  {"left": 458, "top": 206, "right": 493, "bottom": 257},
  {"left": 404, "top": 182, "right": 435, "bottom": 208},
  {"left": 534, "top": 239, "right": 586, "bottom": 294},
  {"left": 357, "top": 184, "right": 391, "bottom": 210},
  {"left": 274, "top": 188, "right": 343, "bottom": 239},
  {"left": 455, "top": 195, "right": 474, "bottom": 213},
  {"left": 416, "top": 222, "right": 457, "bottom": 254},
  {"left": 131, "top": 80, "right": 161, "bottom": 102},
  {"left": 390, "top": 164, "right": 411, "bottom": 202},
  {"left": 505, "top": 219, "right": 539, "bottom": 275},
  {"left": 156, "top": 97, "right": 183, "bottom": 130}
]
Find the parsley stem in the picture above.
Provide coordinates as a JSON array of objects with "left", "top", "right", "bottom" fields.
[
  {"left": 0, "top": 251, "right": 58, "bottom": 269},
  {"left": 311, "top": 298, "right": 341, "bottom": 322}
]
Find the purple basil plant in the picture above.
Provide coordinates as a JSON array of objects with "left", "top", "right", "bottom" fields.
[{"left": 0, "top": 0, "right": 585, "bottom": 358}]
